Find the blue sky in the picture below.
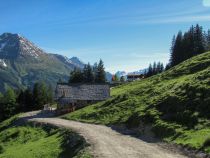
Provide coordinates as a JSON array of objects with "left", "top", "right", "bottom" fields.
[{"left": 0, "top": 0, "right": 210, "bottom": 73}]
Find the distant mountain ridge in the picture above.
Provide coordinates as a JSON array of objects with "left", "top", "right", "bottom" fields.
[
  {"left": 0, "top": 33, "right": 113, "bottom": 92},
  {"left": 115, "top": 69, "right": 147, "bottom": 78},
  {"left": 0, "top": 33, "right": 85, "bottom": 92}
]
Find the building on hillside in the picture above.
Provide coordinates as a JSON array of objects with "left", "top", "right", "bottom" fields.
[
  {"left": 55, "top": 83, "right": 110, "bottom": 113},
  {"left": 127, "top": 74, "right": 144, "bottom": 82}
]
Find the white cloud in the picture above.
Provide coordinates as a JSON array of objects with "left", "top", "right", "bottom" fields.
[{"left": 203, "top": 0, "right": 210, "bottom": 7}]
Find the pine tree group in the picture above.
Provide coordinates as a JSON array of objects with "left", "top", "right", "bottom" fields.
[
  {"left": 69, "top": 59, "right": 106, "bottom": 84},
  {"left": 0, "top": 82, "right": 53, "bottom": 121},
  {"left": 169, "top": 24, "right": 210, "bottom": 67},
  {"left": 145, "top": 62, "right": 164, "bottom": 77}
]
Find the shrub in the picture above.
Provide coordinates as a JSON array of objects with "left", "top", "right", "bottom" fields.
[
  {"left": 152, "top": 120, "right": 179, "bottom": 138},
  {"left": 203, "top": 137, "right": 210, "bottom": 148},
  {"left": 126, "top": 113, "right": 140, "bottom": 129},
  {"left": 0, "top": 144, "right": 4, "bottom": 153}
]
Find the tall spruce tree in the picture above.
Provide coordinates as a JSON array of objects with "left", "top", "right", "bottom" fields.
[
  {"left": 194, "top": 24, "right": 206, "bottom": 55},
  {"left": 92, "top": 62, "right": 98, "bottom": 82},
  {"left": 147, "top": 63, "right": 153, "bottom": 77},
  {"left": 24, "top": 89, "right": 34, "bottom": 110},
  {"left": 170, "top": 31, "right": 183, "bottom": 66},
  {"left": 2, "top": 87, "right": 18, "bottom": 119},
  {"left": 47, "top": 85, "right": 54, "bottom": 103},
  {"left": 17, "top": 89, "right": 34, "bottom": 111},
  {"left": 170, "top": 35, "right": 176, "bottom": 65},
  {"left": 156, "top": 62, "right": 161, "bottom": 73},
  {"left": 159, "top": 63, "right": 164, "bottom": 72},
  {"left": 182, "top": 29, "right": 193, "bottom": 61},
  {"left": 96, "top": 59, "right": 106, "bottom": 83},
  {"left": 83, "top": 63, "right": 94, "bottom": 83},
  {"left": 17, "top": 90, "right": 26, "bottom": 111},
  {"left": 69, "top": 68, "right": 84, "bottom": 83},
  {"left": 152, "top": 62, "right": 157, "bottom": 75},
  {"left": 207, "top": 29, "right": 210, "bottom": 51},
  {"left": 33, "top": 82, "right": 49, "bottom": 109}
]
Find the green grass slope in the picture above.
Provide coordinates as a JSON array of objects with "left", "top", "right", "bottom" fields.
[
  {"left": 63, "top": 51, "right": 210, "bottom": 153},
  {"left": 0, "top": 116, "right": 91, "bottom": 158}
]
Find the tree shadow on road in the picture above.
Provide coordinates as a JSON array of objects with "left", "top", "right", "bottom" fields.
[{"left": 109, "top": 124, "right": 161, "bottom": 143}]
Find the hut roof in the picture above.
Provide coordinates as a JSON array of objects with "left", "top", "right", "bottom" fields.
[{"left": 55, "top": 83, "right": 110, "bottom": 101}]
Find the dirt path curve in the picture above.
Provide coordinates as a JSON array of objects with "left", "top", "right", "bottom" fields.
[{"left": 22, "top": 112, "right": 186, "bottom": 158}]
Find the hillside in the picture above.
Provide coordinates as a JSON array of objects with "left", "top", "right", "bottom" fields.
[
  {"left": 0, "top": 33, "right": 84, "bottom": 92},
  {"left": 63, "top": 52, "right": 210, "bottom": 153},
  {"left": 0, "top": 115, "right": 91, "bottom": 158}
]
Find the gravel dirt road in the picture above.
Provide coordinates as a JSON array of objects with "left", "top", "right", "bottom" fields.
[{"left": 21, "top": 112, "right": 187, "bottom": 158}]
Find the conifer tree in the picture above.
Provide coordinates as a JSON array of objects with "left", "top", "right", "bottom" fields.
[
  {"left": 147, "top": 63, "right": 153, "bottom": 77},
  {"left": 17, "top": 89, "right": 34, "bottom": 111},
  {"left": 3, "top": 87, "right": 18, "bottom": 119},
  {"left": 152, "top": 62, "right": 157, "bottom": 75},
  {"left": 188, "top": 25, "right": 195, "bottom": 57},
  {"left": 92, "top": 62, "right": 98, "bottom": 82},
  {"left": 160, "top": 63, "right": 164, "bottom": 72},
  {"left": 17, "top": 90, "right": 26, "bottom": 111},
  {"left": 69, "top": 68, "right": 84, "bottom": 83},
  {"left": 47, "top": 85, "right": 54, "bottom": 103},
  {"left": 33, "top": 82, "right": 49, "bottom": 109},
  {"left": 171, "top": 31, "right": 183, "bottom": 66},
  {"left": 207, "top": 29, "right": 210, "bottom": 51},
  {"left": 165, "top": 63, "right": 171, "bottom": 70},
  {"left": 145, "top": 62, "right": 164, "bottom": 77},
  {"left": 169, "top": 24, "right": 208, "bottom": 67},
  {"left": 156, "top": 62, "right": 161, "bottom": 73},
  {"left": 182, "top": 33, "right": 190, "bottom": 60},
  {"left": 170, "top": 35, "right": 176, "bottom": 65},
  {"left": 96, "top": 59, "right": 106, "bottom": 83},
  {"left": 24, "top": 89, "right": 33, "bottom": 110},
  {"left": 194, "top": 24, "right": 206, "bottom": 55},
  {"left": 33, "top": 82, "right": 40, "bottom": 107},
  {"left": 83, "top": 63, "right": 94, "bottom": 83}
]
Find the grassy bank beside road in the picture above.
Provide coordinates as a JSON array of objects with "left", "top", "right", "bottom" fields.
[{"left": 0, "top": 115, "right": 91, "bottom": 158}]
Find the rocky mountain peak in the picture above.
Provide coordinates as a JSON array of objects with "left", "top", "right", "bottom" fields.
[
  {"left": 0, "top": 33, "right": 46, "bottom": 59},
  {"left": 70, "top": 57, "right": 84, "bottom": 68}
]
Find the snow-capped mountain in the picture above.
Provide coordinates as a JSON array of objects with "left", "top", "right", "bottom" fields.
[
  {"left": 0, "top": 33, "right": 46, "bottom": 59},
  {"left": 127, "top": 68, "right": 148, "bottom": 75},
  {"left": 115, "top": 69, "right": 147, "bottom": 77},
  {"left": 0, "top": 33, "right": 85, "bottom": 92}
]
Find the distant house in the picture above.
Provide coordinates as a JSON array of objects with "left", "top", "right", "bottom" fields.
[
  {"left": 127, "top": 74, "right": 144, "bottom": 82},
  {"left": 55, "top": 83, "right": 110, "bottom": 113}
]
